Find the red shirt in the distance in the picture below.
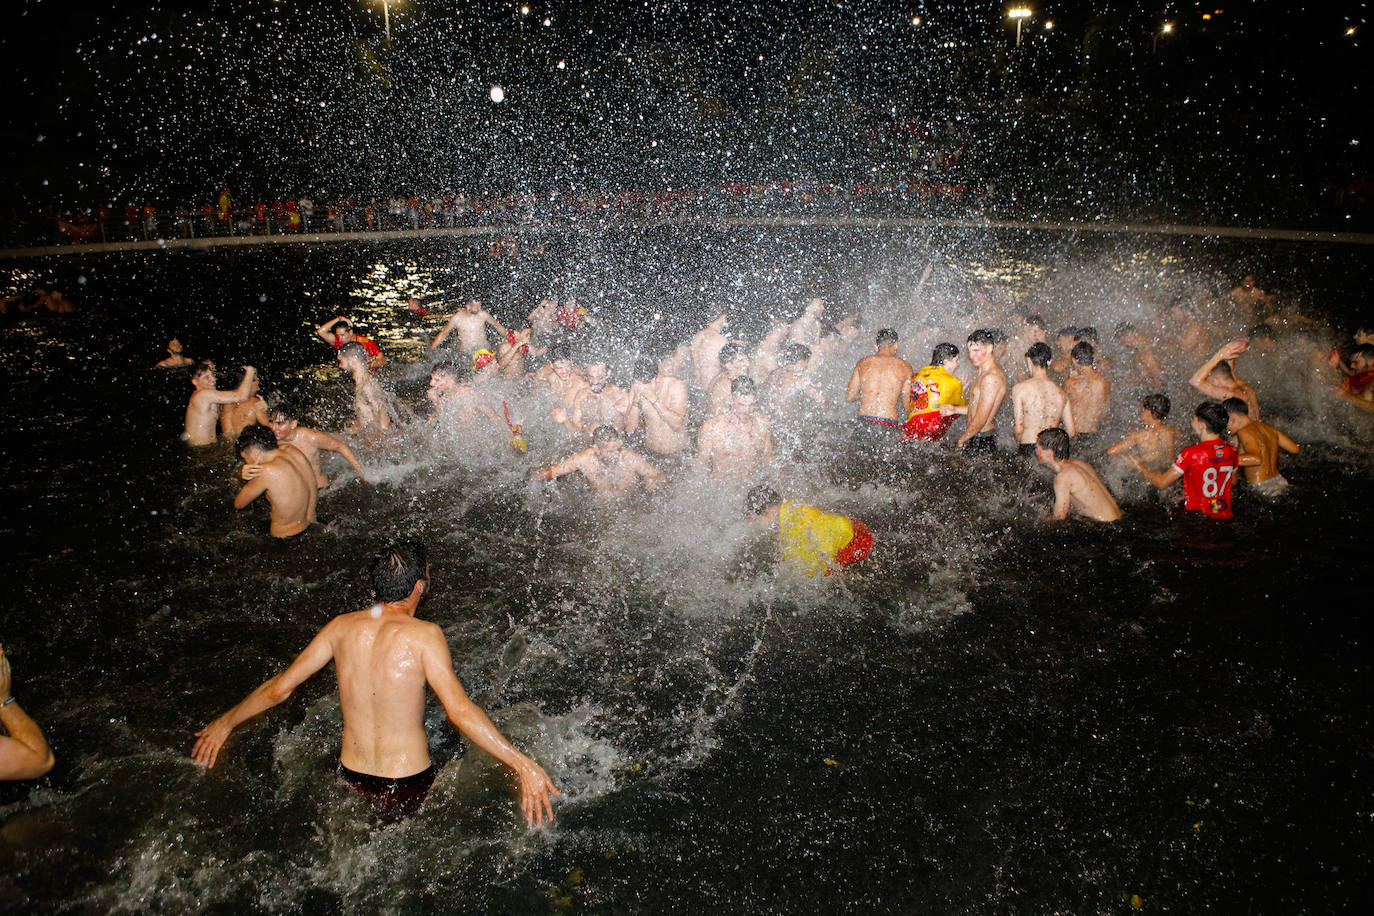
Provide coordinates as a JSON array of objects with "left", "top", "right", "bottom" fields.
[
  {"left": 1173, "top": 440, "right": 1240, "bottom": 519},
  {"left": 330, "top": 333, "right": 384, "bottom": 367}
]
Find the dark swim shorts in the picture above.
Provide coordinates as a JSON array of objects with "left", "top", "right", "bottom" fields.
[
  {"left": 338, "top": 763, "right": 437, "bottom": 817},
  {"left": 1017, "top": 442, "right": 1037, "bottom": 458},
  {"left": 964, "top": 432, "right": 997, "bottom": 456}
]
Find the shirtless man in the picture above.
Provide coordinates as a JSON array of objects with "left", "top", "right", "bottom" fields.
[
  {"left": 697, "top": 377, "right": 775, "bottom": 478},
  {"left": 193, "top": 540, "right": 559, "bottom": 822},
  {"left": 1049, "top": 326, "right": 1079, "bottom": 377},
  {"left": 1223, "top": 398, "right": 1299, "bottom": 498},
  {"left": 1333, "top": 343, "right": 1374, "bottom": 414},
  {"left": 1011, "top": 343, "right": 1075, "bottom": 457},
  {"left": 338, "top": 342, "right": 391, "bottom": 444},
  {"left": 497, "top": 327, "right": 546, "bottom": 379},
  {"left": 941, "top": 330, "right": 1009, "bottom": 455},
  {"left": 429, "top": 297, "right": 507, "bottom": 356},
  {"left": 625, "top": 356, "right": 690, "bottom": 456},
  {"left": 1113, "top": 323, "right": 1164, "bottom": 390},
  {"left": 1230, "top": 274, "right": 1274, "bottom": 321},
  {"left": 1166, "top": 300, "right": 1211, "bottom": 367},
  {"left": 183, "top": 361, "right": 257, "bottom": 446},
  {"left": 767, "top": 343, "right": 827, "bottom": 412},
  {"left": 1130, "top": 402, "right": 1241, "bottom": 520},
  {"left": 1063, "top": 342, "right": 1110, "bottom": 447},
  {"left": 1034, "top": 428, "right": 1122, "bottom": 522},
  {"left": 219, "top": 374, "right": 270, "bottom": 442},
  {"left": 268, "top": 401, "right": 370, "bottom": 488},
  {"left": 232, "top": 423, "right": 318, "bottom": 539},
  {"left": 706, "top": 342, "right": 752, "bottom": 416},
  {"left": 751, "top": 318, "right": 793, "bottom": 384},
  {"left": 788, "top": 297, "right": 825, "bottom": 348},
  {"left": 155, "top": 338, "right": 193, "bottom": 369},
  {"left": 527, "top": 297, "right": 559, "bottom": 346},
  {"left": 1004, "top": 314, "right": 1048, "bottom": 383},
  {"left": 845, "top": 328, "right": 913, "bottom": 447},
  {"left": 689, "top": 313, "right": 732, "bottom": 390},
  {"left": 531, "top": 343, "right": 589, "bottom": 413},
  {"left": 317, "top": 317, "right": 386, "bottom": 370},
  {"left": 0, "top": 644, "right": 56, "bottom": 780},
  {"left": 1190, "top": 339, "right": 1261, "bottom": 419},
  {"left": 554, "top": 358, "right": 630, "bottom": 435},
  {"left": 537, "top": 425, "right": 664, "bottom": 499},
  {"left": 1106, "top": 394, "right": 1179, "bottom": 472}
]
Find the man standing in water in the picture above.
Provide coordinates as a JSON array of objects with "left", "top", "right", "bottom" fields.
[
  {"left": 267, "top": 402, "right": 370, "bottom": 488},
  {"left": 554, "top": 358, "right": 630, "bottom": 436},
  {"left": 845, "top": 328, "right": 913, "bottom": 447},
  {"left": 689, "top": 312, "right": 732, "bottom": 391},
  {"left": 1106, "top": 394, "right": 1179, "bottom": 472},
  {"left": 697, "top": 377, "right": 775, "bottom": 478},
  {"left": 183, "top": 361, "right": 258, "bottom": 446},
  {"left": 1130, "top": 401, "right": 1240, "bottom": 519},
  {"left": 706, "top": 342, "right": 752, "bottom": 416},
  {"left": 1011, "top": 343, "right": 1074, "bottom": 457},
  {"left": 193, "top": 541, "right": 560, "bottom": 823},
  {"left": 219, "top": 372, "right": 270, "bottom": 442},
  {"left": 233, "top": 424, "right": 318, "bottom": 540},
  {"left": 537, "top": 425, "right": 665, "bottom": 498},
  {"left": 625, "top": 356, "right": 690, "bottom": 458},
  {"left": 1333, "top": 343, "right": 1374, "bottom": 414},
  {"left": 1063, "top": 341, "right": 1110, "bottom": 449},
  {"left": 1, "top": 644, "right": 55, "bottom": 780},
  {"left": 942, "top": 329, "right": 1008, "bottom": 455},
  {"left": 338, "top": 342, "right": 391, "bottom": 444},
  {"left": 316, "top": 317, "right": 386, "bottom": 370},
  {"left": 155, "top": 338, "right": 193, "bottom": 369},
  {"left": 429, "top": 297, "right": 508, "bottom": 358},
  {"left": 1033, "top": 428, "right": 1122, "bottom": 522},
  {"left": 1190, "top": 339, "right": 1261, "bottom": 419},
  {"left": 1223, "top": 398, "right": 1300, "bottom": 498}
]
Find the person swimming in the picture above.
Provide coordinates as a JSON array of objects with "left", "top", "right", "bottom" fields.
[{"left": 746, "top": 485, "right": 873, "bottom": 577}]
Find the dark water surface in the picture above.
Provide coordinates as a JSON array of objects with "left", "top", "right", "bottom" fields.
[{"left": 1, "top": 230, "right": 1371, "bottom": 914}]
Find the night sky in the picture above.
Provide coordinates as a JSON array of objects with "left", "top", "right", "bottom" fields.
[{"left": 2, "top": 1, "right": 1370, "bottom": 225}]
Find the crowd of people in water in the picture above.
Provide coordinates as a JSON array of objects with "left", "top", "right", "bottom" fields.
[{"left": 7, "top": 265, "right": 1373, "bottom": 827}]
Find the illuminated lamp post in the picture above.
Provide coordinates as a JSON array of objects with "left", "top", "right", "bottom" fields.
[
  {"left": 1008, "top": 7, "right": 1032, "bottom": 48},
  {"left": 377, "top": 0, "right": 394, "bottom": 46}
]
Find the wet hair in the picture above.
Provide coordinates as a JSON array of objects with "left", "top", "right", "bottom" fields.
[
  {"left": 1023, "top": 314, "right": 1046, "bottom": 331},
  {"left": 1351, "top": 344, "right": 1374, "bottom": 362},
  {"left": 988, "top": 327, "right": 1007, "bottom": 345},
  {"left": 1025, "top": 342, "right": 1053, "bottom": 367},
  {"left": 592, "top": 424, "right": 621, "bottom": 444},
  {"left": 1248, "top": 323, "right": 1276, "bottom": 341},
  {"left": 1141, "top": 393, "right": 1170, "bottom": 421},
  {"left": 1208, "top": 360, "right": 1236, "bottom": 382},
  {"left": 1222, "top": 397, "right": 1250, "bottom": 416},
  {"left": 1113, "top": 322, "right": 1136, "bottom": 339},
  {"left": 1057, "top": 326, "right": 1078, "bottom": 340},
  {"left": 369, "top": 540, "right": 428, "bottom": 602},
  {"left": 967, "top": 329, "right": 996, "bottom": 347},
  {"left": 191, "top": 359, "right": 216, "bottom": 379},
  {"left": 430, "top": 362, "right": 457, "bottom": 380},
  {"left": 876, "top": 328, "right": 899, "bottom": 347},
  {"left": 548, "top": 342, "right": 572, "bottom": 363},
  {"left": 633, "top": 355, "right": 659, "bottom": 382},
  {"left": 1076, "top": 326, "right": 1099, "bottom": 345},
  {"left": 1036, "top": 427, "right": 1071, "bottom": 460},
  {"left": 333, "top": 319, "right": 354, "bottom": 333},
  {"left": 1195, "top": 401, "right": 1230, "bottom": 436},
  {"left": 780, "top": 342, "right": 811, "bottom": 366},
  {"left": 235, "top": 423, "right": 278, "bottom": 454},
  {"left": 931, "top": 343, "right": 959, "bottom": 365},
  {"left": 719, "top": 341, "right": 749, "bottom": 366},
  {"left": 745, "top": 484, "right": 782, "bottom": 516},
  {"left": 269, "top": 400, "right": 299, "bottom": 422},
  {"left": 338, "top": 341, "right": 367, "bottom": 363},
  {"left": 1071, "top": 341, "right": 1096, "bottom": 366},
  {"left": 731, "top": 376, "right": 758, "bottom": 396}
]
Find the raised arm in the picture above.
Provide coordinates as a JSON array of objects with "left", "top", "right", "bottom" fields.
[
  {"left": 191, "top": 623, "right": 338, "bottom": 768},
  {"left": 309, "top": 429, "right": 370, "bottom": 483},
  {"left": 421, "top": 628, "right": 560, "bottom": 826},
  {"left": 428, "top": 314, "right": 459, "bottom": 352},
  {"left": 1061, "top": 395, "right": 1077, "bottom": 439},
  {"left": 204, "top": 367, "right": 259, "bottom": 406},
  {"left": 0, "top": 645, "right": 56, "bottom": 780},
  {"left": 316, "top": 316, "right": 346, "bottom": 344}
]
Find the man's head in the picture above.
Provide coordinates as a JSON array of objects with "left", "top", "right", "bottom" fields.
[
  {"left": 1221, "top": 397, "right": 1250, "bottom": 429},
  {"left": 585, "top": 359, "right": 611, "bottom": 391},
  {"left": 1022, "top": 313, "right": 1047, "bottom": 337},
  {"left": 1193, "top": 401, "right": 1230, "bottom": 437},
  {"left": 428, "top": 363, "right": 460, "bottom": 401},
  {"left": 1057, "top": 327, "right": 1078, "bottom": 351},
  {"left": 1354, "top": 326, "right": 1374, "bottom": 347},
  {"left": 989, "top": 327, "right": 1008, "bottom": 358},
  {"left": 1025, "top": 342, "right": 1053, "bottom": 369},
  {"left": 1071, "top": 341, "right": 1096, "bottom": 367},
  {"left": 548, "top": 342, "right": 574, "bottom": 377},
  {"left": 369, "top": 540, "right": 430, "bottom": 603},
  {"left": 1351, "top": 343, "right": 1374, "bottom": 373},
  {"left": 931, "top": 343, "right": 960, "bottom": 372},
  {"left": 268, "top": 401, "right": 301, "bottom": 438},
  {"left": 633, "top": 355, "right": 659, "bottom": 383},
  {"left": 1141, "top": 393, "right": 1170, "bottom": 422},
  {"left": 332, "top": 320, "right": 357, "bottom": 344},
  {"left": 875, "top": 328, "right": 899, "bottom": 351},
  {"left": 337, "top": 341, "right": 368, "bottom": 372},
  {"left": 236, "top": 422, "right": 278, "bottom": 464},
  {"left": 967, "top": 329, "right": 996, "bottom": 365},
  {"left": 1076, "top": 326, "right": 1099, "bottom": 346},
  {"left": 592, "top": 424, "right": 622, "bottom": 460},
  {"left": 463, "top": 297, "right": 483, "bottom": 314},
  {"left": 745, "top": 484, "right": 782, "bottom": 517},
  {"left": 1207, "top": 360, "right": 1236, "bottom": 384},
  {"left": 779, "top": 342, "right": 812, "bottom": 369},
  {"left": 167, "top": 338, "right": 184, "bottom": 354},
  {"left": 1035, "top": 427, "right": 1071, "bottom": 463},
  {"left": 731, "top": 375, "right": 758, "bottom": 412},
  {"left": 718, "top": 341, "right": 750, "bottom": 376},
  {"left": 191, "top": 359, "right": 217, "bottom": 388}
]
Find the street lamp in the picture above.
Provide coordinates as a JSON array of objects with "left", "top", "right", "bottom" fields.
[
  {"left": 377, "top": 0, "right": 393, "bottom": 45},
  {"left": 1007, "top": 7, "right": 1032, "bottom": 48},
  {"left": 1154, "top": 22, "right": 1174, "bottom": 54}
]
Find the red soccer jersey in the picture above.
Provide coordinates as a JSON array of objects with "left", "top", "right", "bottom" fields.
[{"left": 1173, "top": 440, "right": 1240, "bottom": 519}]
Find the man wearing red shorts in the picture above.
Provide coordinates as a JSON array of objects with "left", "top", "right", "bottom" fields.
[
  {"left": 746, "top": 485, "right": 873, "bottom": 576},
  {"left": 901, "top": 343, "right": 965, "bottom": 442}
]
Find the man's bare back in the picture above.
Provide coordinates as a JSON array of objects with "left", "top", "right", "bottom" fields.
[
  {"left": 235, "top": 442, "right": 318, "bottom": 537},
  {"left": 1064, "top": 368, "right": 1110, "bottom": 434},
  {"left": 846, "top": 348, "right": 913, "bottom": 423},
  {"left": 1012, "top": 377, "right": 1073, "bottom": 444},
  {"left": 1107, "top": 426, "right": 1179, "bottom": 472},
  {"left": 1052, "top": 459, "right": 1123, "bottom": 522}
]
